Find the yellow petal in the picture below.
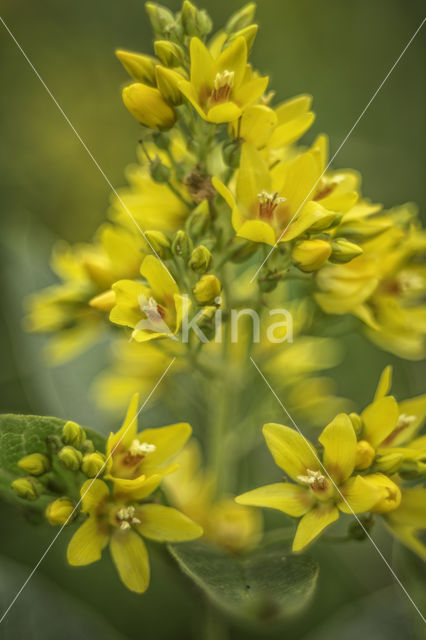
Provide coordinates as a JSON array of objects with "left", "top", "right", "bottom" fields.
[
  {"left": 237, "top": 220, "right": 276, "bottom": 245},
  {"left": 206, "top": 102, "right": 242, "bottom": 123},
  {"left": 67, "top": 516, "right": 108, "bottom": 566},
  {"left": 374, "top": 366, "right": 393, "bottom": 400},
  {"left": 262, "top": 423, "right": 319, "bottom": 481},
  {"left": 110, "top": 529, "right": 150, "bottom": 593},
  {"left": 189, "top": 37, "right": 214, "bottom": 99},
  {"left": 275, "top": 94, "right": 312, "bottom": 124},
  {"left": 318, "top": 413, "right": 357, "bottom": 484},
  {"left": 282, "top": 151, "right": 320, "bottom": 213},
  {"left": 338, "top": 475, "right": 385, "bottom": 514},
  {"left": 292, "top": 504, "right": 339, "bottom": 552},
  {"left": 113, "top": 473, "right": 163, "bottom": 501},
  {"left": 269, "top": 112, "right": 315, "bottom": 148},
  {"left": 361, "top": 396, "right": 399, "bottom": 448},
  {"left": 211, "top": 177, "right": 236, "bottom": 211},
  {"left": 237, "top": 143, "right": 270, "bottom": 209},
  {"left": 136, "top": 504, "right": 203, "bottom": 541},
  {"left": 140, "top": 255, "right": 179, "bottom": 304},
  {"left": 215, "top": 36, "right": 247, "bottom": 88},
  {"left": 235, "top": 482, "right": 314, "bottom": 517},
  {"left": 137, "top": 422, "right": 192, "bottom": 472},
  {"left": 233, "top": 75, "right": 269, "bottom": 109},
  {"left": 81, "top": 479, "right": 110, "bottom": 514},
  {"left": 107, "top": 392, "right": 140, "bottom": 455},
  {"left": 238, "top": 105, "right": 277, "bottom": 147}
]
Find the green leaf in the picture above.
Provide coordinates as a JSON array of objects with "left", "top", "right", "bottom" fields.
[
  {"left": 168, "top": 540, "right": 319, "bottom": 623},
  {"left": 0, "top": 413, "right": 105, "bottom": 505}
]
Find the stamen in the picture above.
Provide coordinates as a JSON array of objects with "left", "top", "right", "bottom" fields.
[
  {"left": 297, "top": 468, "right": 327, "bottom": 491},
  {"left": 397, "top": 413, "right": 416, "bottom": 428},
  {"left": 116, "top": 505, "right": 141, "bottom": 530},
  {"left": 138, "top": 295, "right": 165, "bottom": 322},
  {"left": 397, "top": 271, "right": 424, "bottom": 293},
  {"left": 257, "top": 190, "right": 286, "bottom": 220},
  {"left": 129, "top": 439, "right": 156, "bottom": 457},
  {"left": 211, "top": 70, "right": 235, "bottom": 103}
]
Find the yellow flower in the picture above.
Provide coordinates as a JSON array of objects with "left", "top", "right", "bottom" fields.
[
  {"left": 110, "top": 255, "right": 188, "bottom": 342},
  {"left": 384, "top": 487, "right": 426, "bottom": 560},
  {"left": 105, "top": 393, "right": 192, "bottom": 494},
  {"left": 122, "top": 82, "right": 176, "bottom": 130},
  {"left": 236, "top": 415, "right": 388, "bottom": 551},
  {"left": 164, "top": 441, "right": 261, "bottom": 551},
  {"left": 213, "top": 143, "right": 336, "bottom": 246},
  {"left": 175, "top": 36, "right": 268, "bottom": 123},
  {"left": 67, "top": 479, "right": 202, "bottom": 593}
]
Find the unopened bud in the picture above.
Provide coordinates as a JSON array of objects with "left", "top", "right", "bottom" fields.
[
  {"left": 81, "top": 452, "right": 106, "bottom": 478},
  {"left": 145, "top": 230, "right": 171, "bottom": 257},
  {"left": 193, "top": 274, "right": 221, "bottom": 304},
  {"left": 292, "top": 239, "right": 331, "bottom": 272},
  {"left": 181, "top": 1, "right": 212, "bottom": 37},
  {"left": 115, "top": 50, "right": 157, "bottom": 84},
  {"left": 45, "top": 498, "right": 75, "bottom": 525},
  {"left": 189, "top": 245, "right": 212, "bottom": 274},
  {"left": 18, "top": 453, "right": 50, "bottom": 476},
  {"left": 58, "top": 446, "right": 83, "bottom": 471},
  {"left": 229, "top": 24, "right": 258, "bottom": 51},
  {"left": 172, "top": 230, "right": 193, "bottom": 260},
  {"left": 375, "top": 452, "right": 403, "bottom": 474},
  {"left": 154, "top": 40, "right": 185, "bottom": 68},
  {"left": 349, "top": 412, "right": 363, "bottom": 438},
  {"left": 12, "top": 477, "right": 42, "bottom": 500},
  {"left": 155, "top": 65, "right": 183, "bottom": 106},
  {"left": 62, "top": 421, "right": 86, "bottom": 448},
  {"left": 145, "top": 3, "right": 176, "bottom": 38},
  {"left": 149, "top": 155, "right": 172, "bottom": 183},
  {"left": 225, "top": 3, "right": 257, "bottom": 34},
  {"left": 185, "top": 199, "right": 211, "bottom": 236},
  {"left": 330, "top": 238, "right": 363, "bottom": 263},
  {"left": 122, "top": 83, "right": 176, "bottom": 130}
]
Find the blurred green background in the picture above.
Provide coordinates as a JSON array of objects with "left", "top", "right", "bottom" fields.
[{"left": 0, "top": 1, "right": 425, "bottom": 638}]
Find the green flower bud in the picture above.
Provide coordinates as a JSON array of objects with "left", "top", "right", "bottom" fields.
[
  {"left": 62, "top": 420, "right": 86, "bottom": 448},
  {"left": 152, "top": 131, "right": 171, "bottom": 150},
  {"left": 115, "top": 50, "right": 157, "bottom": 84},
  {"left": 185, "top": 200, "right": 211, "bottom": 237},
  {"left": 225, "top": 3, "right": 257, "bottom": 34},
  {"left": 222, "top": 138, "right": 242, "bottom": 169},
  {"left": 155, "top": 65, "right": 183, "bottom": 106},
  {"left": 330, "top": 238, "right": 363, "bottom": 263},
  {"left": 196, "top": 305, "right": 217, "bottom": 341},
  {"left": 12, "top": 477, "right": 42, "bottom": 500},
  {"left": 45, "top": 498, "right": 75, "bottom": 526},
  {"left": 145, "top": 230, "right": 171, "bottom": 257},
  {"left": 82, "top": 439, "right": 95, "bottom": 454},
  {"left": 81, "top": 452, "right": 106, "bottom": 478},
  {"left": 154, "top": 40, "right": 185, "bottom": 68},
  {"left": 229, "top": 24, "right": 258, "bottom": 51},
  {"left": 146, "top": 3, "right": 176, "bottom": 38},
  {"left": 149, "top": 155, "right": 172, "bottom": 183},
  {"left": 58, "top": 446, "right": 83, "bottom": 471},
  {"left": 189, "top": 245, "right": 212, "bottom": 274},
  {"left": 193, "top": 275, "right": 221, "bottom": 304},
  {"left": 17, "top": 453, "right": 50, "bottom": 476},
  {"left": 292, "top": 239, "right": 331, "bottom": 272},
  {"left": 181, "top": 1, "right": 212, "bottom": 37},
  {"left": 172, "top": 230, "right": 193, "bottom": 260}
]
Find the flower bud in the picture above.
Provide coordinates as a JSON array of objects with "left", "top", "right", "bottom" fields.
[
  {"left": 62, "top": 420, "right": 86, "bottom": 448},
  {"left": 292, "top": 239, "right": 331, "bottom": 272},
  {"left": 337, "top": 218, "right": 392, "bottom": 240},
  {"left": 145, "top": 230, "right": 171, "bottom": 257},
  {"left": 229, "top": 24, "right": 258, "bottom": 51},
  {"left": 154, "top": 41, "right": 185, "bottom": 68},
  {"left": 115, "top": 50, "right": 157, "bottom": 84},
  {"left": 368, "top": 474, "right": 401, "bottom": 514},
  {"left": 375, "top": 452, "right": 403, "bottom": 474},
  {"left": 12, "top": 477, "right": 42, "bottom": 500},
  {"left": 222, "top": 138, "right": 242, "bottom": 169},
  {"left": 172, "top": 230, "right": 193, "bottom": 260},
  {"left": 225, "top": 3, "right": 257, "bottom": 34},
  {"left": 185, "top": 200, "right": 211, "bottom": 237},
  {"left": 181, "top": 1, "right": 212, "bottom": 37},
  {"left": 122, "top": 83, "right": 176, "bottom": 130},
  {"left": 330, "top": 238, "right": 363, "bottom": 264},
  {"left": 17, "top": 453, "right": 50, "bottom": 476},
  {"left": 45, "top": 498, "right": 75, "bottom": 525},
  {"left": 155, "top": 65, "right": 183, "bottom": 106},
  {"left": 81, "top": 452, "right": 106, "bottom": 478},
  {"left": 82, "top": 439, "right": 95, "bottom": 454},
  {"left": 354, "top": 440, "right": 376, "bottom": 470},
  {"left": 348, "top": 412, "right": 363, "bottom": 438},
  {"left": 58, "top": 446, "right": 83, "bottom": 471},
  {"left": 149, "top": 155, "right": 172, "bottom": 183},
  {"left": 193, "top": 275, "right": 221, "bottom": 304},
  {"left": 189, "top": 245, "right": 212, "bottom": 274},
  {"left": 145, "top": 3, "right": 176, "bottom": 38},
  {"left": 89, "top": 289, "right": 116, "bottom": 312}
]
